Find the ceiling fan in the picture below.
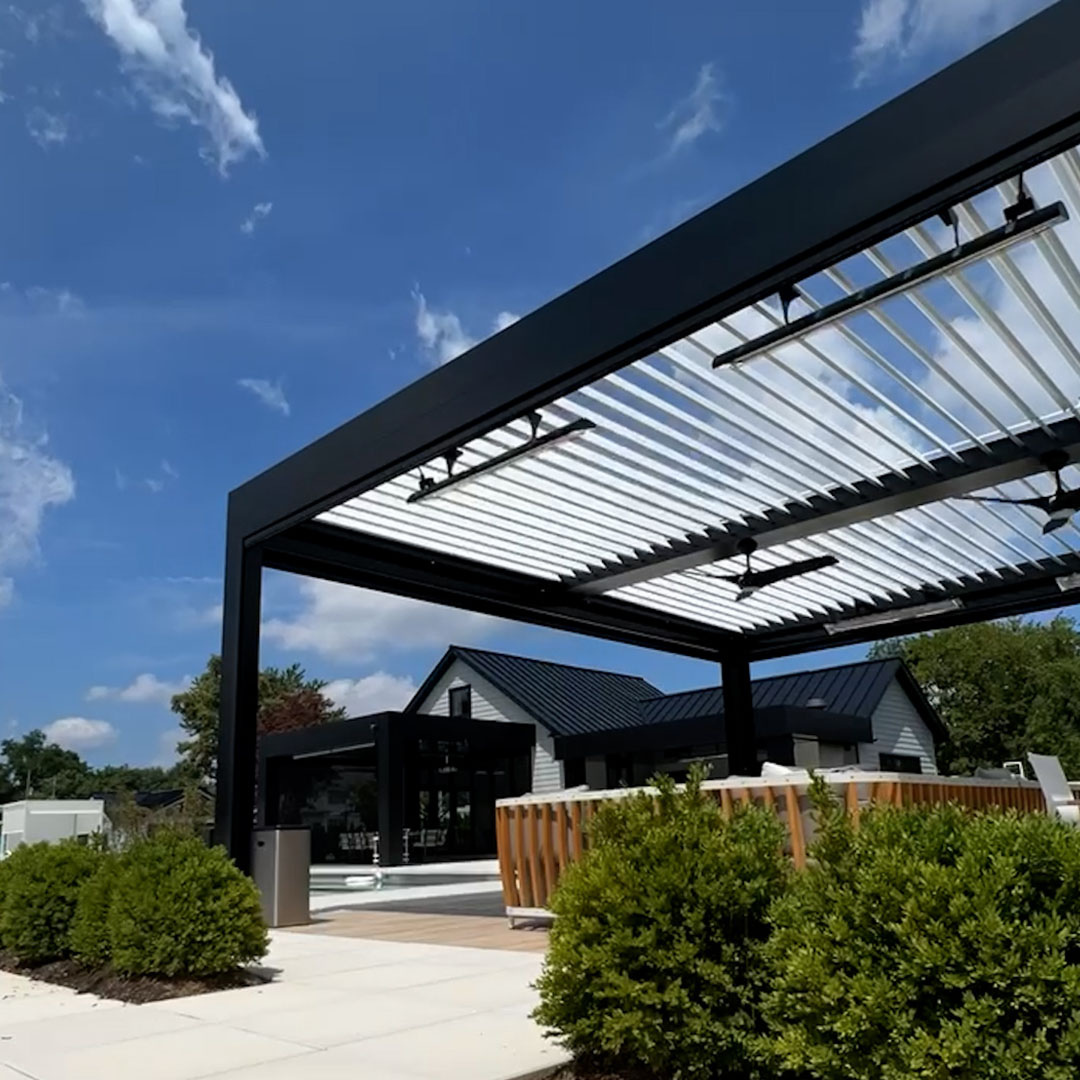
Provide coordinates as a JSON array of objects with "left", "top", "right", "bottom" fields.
[
  {"left": 957, "top": 450, "right": 1079, "bottom": 534},
  {"left": 717, "top": 538, "right": 839, "bottom": 601}
]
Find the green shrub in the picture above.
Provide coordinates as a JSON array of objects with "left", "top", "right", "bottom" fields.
[
  {"left": 69, "top": 852, "right": 122, "bottom": 968},
  {"left": 107, "top": 829, "right": 268, "bottom": 976},
  {"left": 762, "top": 788, "right": 1080, "bottom": 1080},
  {"left": 0, "top": 841, "right": 101, "bottom": 963},
  {"left": 533, "top": 769, "right": 788, "bottom": 1080}
]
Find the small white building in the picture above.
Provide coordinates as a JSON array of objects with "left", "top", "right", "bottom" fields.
[{"left": 0, "top": 799, "right": 106, "bottom": 858}]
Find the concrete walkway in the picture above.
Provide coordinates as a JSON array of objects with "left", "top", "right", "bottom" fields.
[{"left": 0, "top": 930, "right": 568, "bottom": 1080}]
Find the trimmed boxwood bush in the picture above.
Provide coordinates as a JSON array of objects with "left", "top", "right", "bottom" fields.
[
  {"left": 0, "top": 840, "right": 100, "bottom": 963},
  {"left": 106, "top": 829, "right": 268, "bottom": 976},
  {"left": 69, "top": 851, "right": 122, "bottom": 968},
  {"left": 533, "top": 768, "right": 788, "bottom": 1080},
  {"left": 762, "top": 785, "right": 1080, "bottom": 1079}
]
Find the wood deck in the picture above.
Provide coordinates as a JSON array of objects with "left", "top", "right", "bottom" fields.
[{"left": 295, "top": 908, "right": 548, "bottom": 952}]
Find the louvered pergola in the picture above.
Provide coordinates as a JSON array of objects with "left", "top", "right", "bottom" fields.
[{"left": 216, "top": 4, "right": 1080, "bottom": 866}]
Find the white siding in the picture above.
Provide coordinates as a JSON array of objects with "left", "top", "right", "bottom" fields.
[
  {"left": 859, "top": 679, "right": 938, "bottom": 774},
  {"left": 414, "top": 658, "right": 565, "bottom": 794}
]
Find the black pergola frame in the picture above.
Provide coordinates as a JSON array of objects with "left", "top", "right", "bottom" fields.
[{"left": 217, "top": 4, "right": 1080, "bottom": 867}]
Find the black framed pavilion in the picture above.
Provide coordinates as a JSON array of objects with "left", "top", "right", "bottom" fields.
[{"left": 216, "top": 3, "right": 1080, "bottom": 868}]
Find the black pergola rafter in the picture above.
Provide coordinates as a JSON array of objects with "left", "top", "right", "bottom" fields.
[{"left": 566, "top": 416, "right": 1080, "bottom": 593}]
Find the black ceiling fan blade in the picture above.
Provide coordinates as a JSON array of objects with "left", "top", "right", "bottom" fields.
[
  {"left": 746, "top": 554, "right": 839, "bottom": 588},
  {"left": 955, "top": 494, "right": 1054, "bottom": 510}
]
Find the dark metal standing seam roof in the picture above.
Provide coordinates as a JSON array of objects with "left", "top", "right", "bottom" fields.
[
  {"left": 640, "top": 659, "right": 902, "bottom": 726},
  {"left": 441, "top": 646, "right": 662, "bottom": 738}
]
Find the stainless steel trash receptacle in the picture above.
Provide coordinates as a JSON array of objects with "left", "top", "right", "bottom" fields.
[{"left": 252, "top": 826, "right": 310, "bottom": 927}]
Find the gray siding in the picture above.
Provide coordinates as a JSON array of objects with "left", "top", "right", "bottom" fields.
[
  {"left": 860, "top": 679, "right": 938, "bottom": 774},
  {"left": 415, "top": 659, "right": 565, "bottom": 794}
]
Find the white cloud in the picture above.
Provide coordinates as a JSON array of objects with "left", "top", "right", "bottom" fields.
[
  {"left": 240, "top": 200, "right": 272, "bottom": 235},
  {"left": 82, "top": 0, "right": 265, "bottom": 175},
  {"left": 414, "top": 290, "right": 477, "bottom": 366},
  {"left": 0, "top": 384, "right": 74, "bottom": 608},
  {"left": 2, "top": 284, "right": 85, "bottom": 316},
  {"left": 323, "top": 673, "right": 418, "bottom": 716},
  {"left": 86, "top": 672, "right": 191, "bottom": 706},
  {"left": 238, "top": 377, "right": 289, "bottom": 416},
  {"left": 9, "top": 4, "right": 66, "bottom": 43},
  {"left": 136, "top": 459, "right": 177, "bottom": 493},
  {"left": 151, "top": 724, "right": 183, "bottom": 766},
  {"left": 263, "top": 578, "right": 499, "bottom": 663},
  {"left": 413, "top": 292, "right": 522, "bottom": 367},
  {"left": 43, "top": 716, "right": 116, "bottom": 751},
  {"left": 852, "top": 0, "right": 1053, "bottom": 85},
  {"left": 659, "top": 62, "right": 727, "bottom": 154},
  {"left": 25, "top": 107, "right": 68, "bottom": 148}
]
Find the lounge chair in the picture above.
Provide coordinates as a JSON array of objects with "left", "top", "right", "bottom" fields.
[{"left": 1027, "top": 753, "right": 1080, "bottom": 824}]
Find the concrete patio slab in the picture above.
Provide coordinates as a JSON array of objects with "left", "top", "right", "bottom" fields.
[
  {"left": 320, "top": 1005, "right": 566, "bottom": 1080},
  {"left": 0, "top": 928, "right": 567, "bottom": 1080},
  {"left": 228, "top": 991, "right": 477, "bottom": 1050},
  {"left": 1, "top": 1023, "right": 309, "bottom": 1080}
]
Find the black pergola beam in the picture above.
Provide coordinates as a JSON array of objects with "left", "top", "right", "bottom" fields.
[
  {"left": 568, "top": 418, "right": 1080, "bottom": 592},
  {"left": 226, "top": 1, "right": 1080, "bottom": 547},
  {"left": 261, "top": 521, "right": 743, "bottom": 662},
  {"left": 749, "top": 551, "right": 1080, "bottom": 660}
]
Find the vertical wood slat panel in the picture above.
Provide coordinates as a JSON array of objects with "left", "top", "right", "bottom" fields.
[
  {"left": 495, "top": 779, "right": 1049, "bottom": 912},
  {"left": 542, "top": 803, "right": 556, "bottom": 903},
  {"left": 784, "top": 785, "right": 806, "bottom": 870},
  {"left": 495, "top": 807, "right": 519, "bottom": 907},
  {"left": 514, "top": 806, "right": 533, "bottom": 908},
  {"left": 570, "top": 801, "right": 584, "bottom": 861},
  {"left": 526, "top": 804, "right": 543, "bottom": 908},
  {"left": 846, "top": 780, "right": 861, "bottom": 828},
  {"left": 556, "top": 802, "right": 569, "bottom": 874}
]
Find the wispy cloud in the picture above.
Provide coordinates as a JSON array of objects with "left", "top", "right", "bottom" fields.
[
  {"left": 852, "top": 0, "right": 1053, "bottom": 85},
  {"left": 82, "top": 0, "right": 265, "bottom": 175},
  {"left": 413, "top": 291, "right": 521, "bottom": 367},
  {"left": 25, "top": 106, "right": 68, "bottom": 149},
  {"left": 8, "top": 4, "right": 67, "bottom": 43},
  {"left": 238, "top": 376, "right": 289, "bottom": 416},
  {"left": 659, "top": 63, "right": 728, "bottom": 154},
  {"left": 43, "top": 716, "right": 116, "bottom": 751},
  {"left": 240, "top": 200, "right": 272, "bottom": 235},
  {"left": 128, "top": 459, "right": 177, "bottom": 494},
  {"left": 263, "top": 578, "right": 501, "bottom": 663},
  {"left": 0, "top": 383, "right": 75, "bottom": 607},
  {"left": 323, "top": 673, "right": 418, "bottom": 716},
  {"left": 86, "top": 671, "right": 191, "bottom": 706}
]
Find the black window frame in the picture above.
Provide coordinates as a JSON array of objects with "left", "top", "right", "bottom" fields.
[
  {"left": 448, "top": 685, "right": 472, "bottom": 719},
  {"left": 879, "top": 752, "right": 922, "bottom": 774}
]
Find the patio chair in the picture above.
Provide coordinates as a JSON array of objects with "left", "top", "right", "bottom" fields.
[{"left": 1027, "top": 753, "right": 1080, "bottom": 825}]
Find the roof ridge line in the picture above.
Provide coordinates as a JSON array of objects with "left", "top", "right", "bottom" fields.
[
  {"left": 449, "top": 644, "right": 663, "bottom": 686},
  {"left": 636, "top": 656, "right": 897, "bottom": 702}
]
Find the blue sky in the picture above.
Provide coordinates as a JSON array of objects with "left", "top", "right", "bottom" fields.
[{"left": 0, "top": 0, "right": 1058, "bottom": 767}]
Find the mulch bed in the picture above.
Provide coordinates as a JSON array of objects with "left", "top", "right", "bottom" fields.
[{"left": 0, "top": 950, "right": 271, "bottom": 1005}]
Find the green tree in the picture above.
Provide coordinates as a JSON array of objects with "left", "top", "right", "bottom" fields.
[
  {"left": 86, "top": 764, "right": 190, "bottom": 796},
  {"left": 171, "top": 655, "right": 345, "bottom": 781},
  {"left": 870, "top": 616, "right": 1080, "bottom": 775},
  {"left": 0, "top": 731, "right": 93, "bottom": 803}
]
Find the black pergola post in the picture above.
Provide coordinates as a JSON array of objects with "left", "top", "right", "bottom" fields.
[
  {"left": 722, "top": 652, "right": 757, "bottom": 777},
  {"left": 377, "top": 717, "right": 405, "bottom": 867},
  {"left": 214, "top": 518, "right": 263, "bottom": 872}
]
